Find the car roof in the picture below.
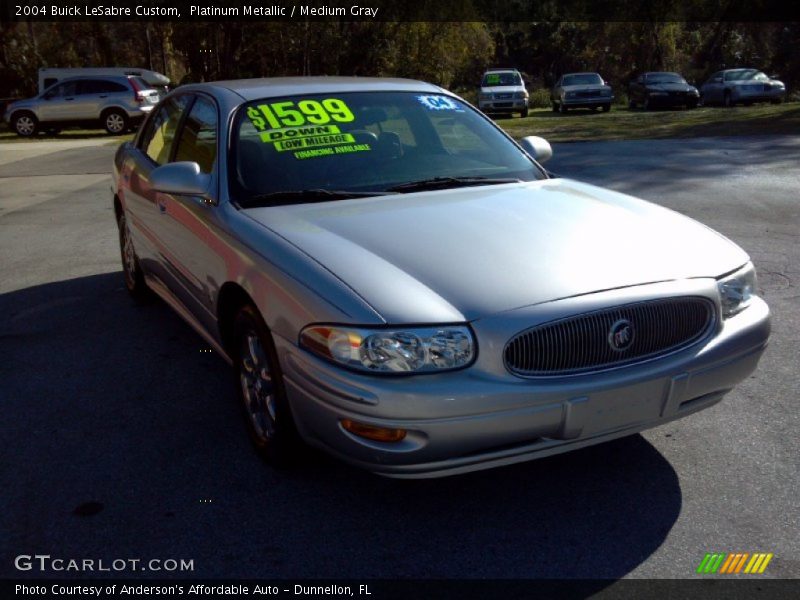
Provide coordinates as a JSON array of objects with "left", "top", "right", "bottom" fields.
[
  {"left": 484, "top": 68, "right": 519, "bottom": 73},
  {"left": 47, "top": 75, "right": 133, "bottom": 83},
  {"left": 562, "top": 72, "right": 602, "bottom": 77},
  {"left": 184, "top": 77, "right": 446, "bottom": 101}
]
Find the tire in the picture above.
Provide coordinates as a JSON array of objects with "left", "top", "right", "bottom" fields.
[
  {"left": 723, "top": 91, "right": 733, "bottom": 108},
  {"left": 602, "top": 104, "right": 611, "bottom": 113},
  {"left": 551, "top": 101, "right": 559, "bottom": 113},
  {"left": 233, "top": 304, "right": 304, "bottom": 467},
  {"left": 12, "top": 112, "right": 38, "bottom": 137},
  {"left": 117, "top": 212, "right": 150, "bottom": 302},
  {"left": 559, "top": 102, "right": 568, "bottom": 114},
  {"left": 520, "top": 107, "right": 529, "bottom": 118},
  {"left": 103, "top": 109, "right": 128, "bottom": 135}
]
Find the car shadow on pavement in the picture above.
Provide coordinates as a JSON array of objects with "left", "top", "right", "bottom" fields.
[{"left": 0, "top": 273, "right": 682, "bottom": 585}]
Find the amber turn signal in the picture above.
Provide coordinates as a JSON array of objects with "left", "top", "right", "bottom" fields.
[{"left": 341, "top": 419, "right": 407, "bottom": 443}]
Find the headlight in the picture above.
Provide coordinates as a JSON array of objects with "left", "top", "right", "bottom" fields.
[
  {"left": 690, "top": 88, "right": 700, "bottom": 95},
  {"left": 300, "top": 324, "right": 476, "bottom": 374},
  {"left": 649, "top": 91, "right": 668, "bottom": 96},
  {"left": 514, "top": 91, "right": 529, "bottom": 99},
  {"left": 717, "top": 263, "right": 758, "bottom": 319}
]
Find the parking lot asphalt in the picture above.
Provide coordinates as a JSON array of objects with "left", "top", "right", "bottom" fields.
[{"left": 0, "top": 136, "right": 798, "bottom": 582}]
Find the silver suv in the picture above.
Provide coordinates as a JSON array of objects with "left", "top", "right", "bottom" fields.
[
  {"left": 478, "top": 69, "right": 529, "bottom": 117},
  {"left": 4, "top": 76, "right": 159, "bottom": 137}
]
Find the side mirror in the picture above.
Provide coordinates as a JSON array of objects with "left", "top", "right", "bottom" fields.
[
  {"left": 150, "top": 162, "right": 210, "bottom": 196},
  {"left": 519, "top": 136, "right": 553, "bottom": 164}
]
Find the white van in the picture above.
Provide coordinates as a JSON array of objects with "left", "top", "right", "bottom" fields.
[{"left": 38, "top": 67, "right": 171, "bottom": 96}]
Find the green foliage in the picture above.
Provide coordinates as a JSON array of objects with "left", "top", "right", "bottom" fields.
[{"left": 0, "top": 21, "right": 796, "bottom": 101}]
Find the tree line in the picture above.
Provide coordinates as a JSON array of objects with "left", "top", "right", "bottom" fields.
[{"left": 1, "top": 21, "right": 798, "bottom": 99}]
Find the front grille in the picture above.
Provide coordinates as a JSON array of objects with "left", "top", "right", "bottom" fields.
[
  {"left": 576, "top": 91, "right": 601, "bottom": 98},
  {"left": 494, "top": 93, "right": 512, "bottom": 99},
  {"left": 504, "top": 297, "right": 715, "bottom": 377},
  {"left": 493, "top": 102, "right": 512, "bottom": 108}
]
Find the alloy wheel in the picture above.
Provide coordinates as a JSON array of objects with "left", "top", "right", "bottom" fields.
[{"left": 239, "top": 331, "right": 277, "bottom": 443}]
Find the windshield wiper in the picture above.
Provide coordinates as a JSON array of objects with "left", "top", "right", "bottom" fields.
[
  {"left": 386, "top": 176, "right": 522, "bottom": 193},
  {"left": 243, "top": 189, "right": 395, "bottom": 207}
]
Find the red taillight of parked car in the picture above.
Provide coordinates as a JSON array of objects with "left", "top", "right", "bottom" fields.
[{"left": 128, "top": 77, "right": 146, "bottom": 103}]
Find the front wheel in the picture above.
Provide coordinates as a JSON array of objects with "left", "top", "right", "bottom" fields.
[
  {"left": 520, "top": 107, "right": 529, "bottom": 118},
  {"left": 551, "top": 101, "right": 559, "bottom": 113},
  {"left": 723, "top": 91, "right": 734, "bottom": 107},
  {"left": 559, "top": 102, "right": 568, "bottom": 114},
  {"left": 602, "top": 104, "right": 611, "bottom": 113},
  {"left": 12, "top": 112, "right": 38, "bottom": 137},
  {"left": 234, "top": 305, "right": 304, "bottom": 466},
  {"left": 117, "top": 212, "right": 150, "bottom": 301}
]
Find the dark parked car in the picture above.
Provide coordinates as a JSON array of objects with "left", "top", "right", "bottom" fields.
[
  {"left": 700, "top": 69, "right": 786, "bottom": 107},
  {"left": 628, "top": 72, "right": 700, "bottom": 110}
]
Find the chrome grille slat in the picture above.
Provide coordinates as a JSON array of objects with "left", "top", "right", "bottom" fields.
[{"left": 504, "top": 297, "right": 715, "bottom": 377}]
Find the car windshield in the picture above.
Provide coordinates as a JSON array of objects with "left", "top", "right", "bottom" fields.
[
  {"left": 726, "top": 70, "right": 769, "bottom": 81},
  {"left": 562, "top": 74, "right": 603, "bottom": 86},
  {"left": 482, "top": 72, "right": 522, "bottom": 86},
  {"left": 231, "top": 91, "right": 543, "bottom": 206},
  {"left": 647, "top": 72, "right": 686, "bottom": 84}
]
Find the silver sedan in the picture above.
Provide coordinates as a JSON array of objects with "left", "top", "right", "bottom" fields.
[{"left": 112, "top": 77, "right": 770, "bottom": 478}]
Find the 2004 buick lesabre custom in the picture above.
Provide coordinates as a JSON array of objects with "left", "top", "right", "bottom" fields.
[{"left": 112, "top": 77, "right": 770, "bottom": 478}]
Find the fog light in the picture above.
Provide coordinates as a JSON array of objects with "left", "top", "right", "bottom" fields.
[{"left": 341, "top": 419, "right": 407, "bottom": 443}]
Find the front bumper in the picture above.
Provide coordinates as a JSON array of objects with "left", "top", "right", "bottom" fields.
[
  {"left": 562, "top": 96, "right": 614, "bottom": 108},
  {"left": 733, "top": 87, "right": 785, "bottom": 102},
  {"left": 279, "top": 285, "right": 769, "bottom": 478},
  {"left": 645, "top": 93, "right": 699, "bottom": 106},
  {"left": 479, "top": 100, "right": 528, "bottom": 112}
]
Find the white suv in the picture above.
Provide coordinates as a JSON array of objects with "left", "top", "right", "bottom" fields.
[{"left": 478, "top": 69, "right": 529, "bottom": 117}]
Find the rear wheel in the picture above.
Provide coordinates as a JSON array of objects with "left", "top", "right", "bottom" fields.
[
  {"left": 12, "top": 112, "right": 38, "bottom": 137},
  {"left": 233, "top": 305, "right": 304, "bottom": 466},
  {"left": 602, "top": 104, "right": 611, "bottom": 113},
  {"left": 103, "top": 109, "right": 128, "bottom": 135}
]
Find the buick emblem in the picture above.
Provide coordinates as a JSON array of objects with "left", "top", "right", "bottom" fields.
[{"left": 608, "top": 319, "right": 634, "bottom": 351}]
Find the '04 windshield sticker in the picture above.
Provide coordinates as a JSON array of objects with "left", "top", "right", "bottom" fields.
[
  {"left": 246, "top": 98, "right": 372, "bottom": 159},
  {"left": 485, "top": 74, "right": 501, "bottom": 85},
  {"left": 416, "top": 95, "right": 460, "bottom": 111}
]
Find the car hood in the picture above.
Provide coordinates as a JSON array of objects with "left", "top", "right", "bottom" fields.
[
  {"left": 645, "top": 82, "right": 696, "bottom": 92},
  {"left": 243, "top": 179, "right": 748, "bottom": 323},
  {"left": 560, "top": 84, "right": 612, "bottom": 92}
]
